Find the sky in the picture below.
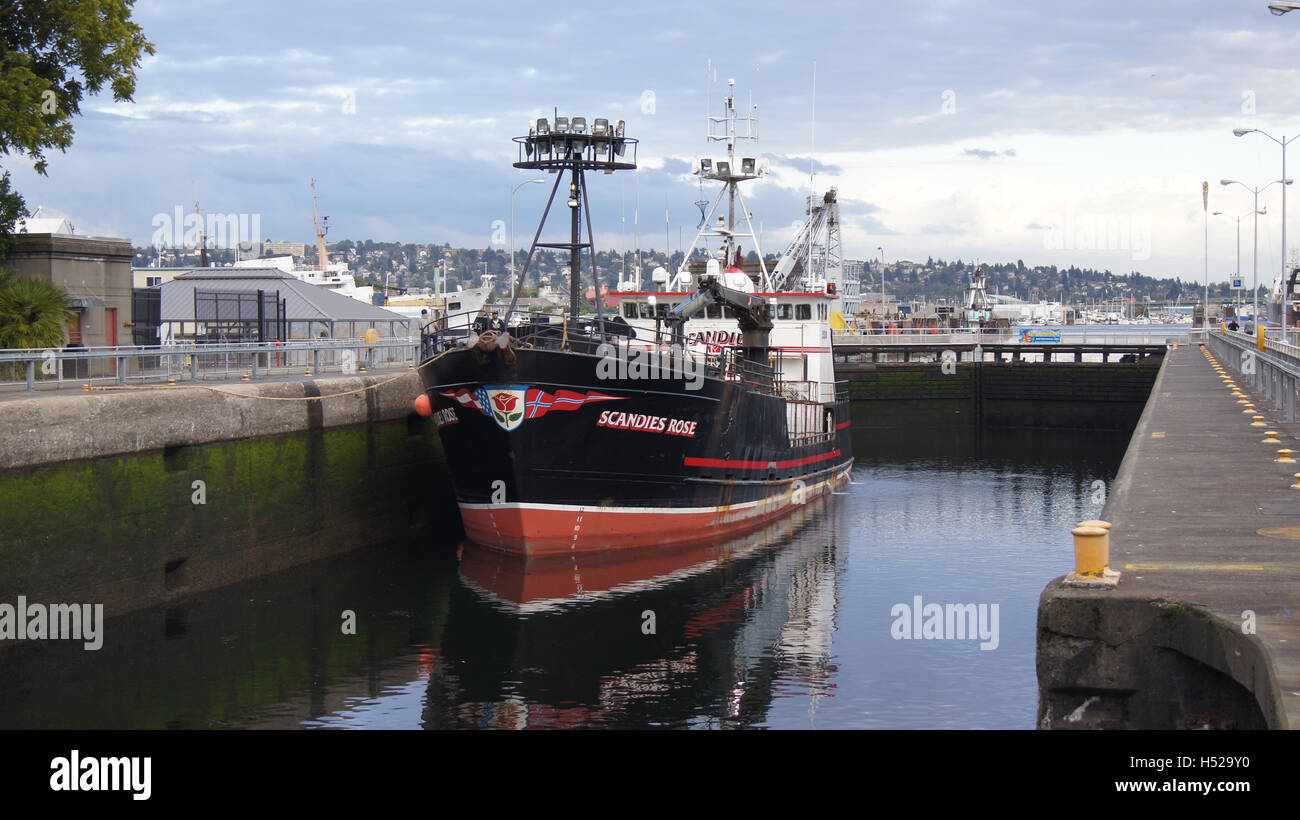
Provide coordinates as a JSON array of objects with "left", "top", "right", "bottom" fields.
[{"left": 7, "top": 0, "right": 1300, "bottom": 285}]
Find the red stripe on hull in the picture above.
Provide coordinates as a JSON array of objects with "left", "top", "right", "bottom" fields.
[
  {"left": 460, "top": 467, "right": 852, "bottom": 556},
  {"left": 683, "top": 449, "right": 842, "bottom": 470}
]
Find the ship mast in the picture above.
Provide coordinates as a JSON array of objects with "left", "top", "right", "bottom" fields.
[
  {"left": 672, "top": 66, "right": 770, "bottom": 291},
  {"left": 311, "top": 178, "right": 329, "bottom": 271},
  {"left": 506, "top": 114, "right": 638, "bottom": 339}
]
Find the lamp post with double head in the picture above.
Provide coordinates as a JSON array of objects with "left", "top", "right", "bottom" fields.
[
  {"left": 1222, "top": 178, "right": 1292, "bottom": 329},
  {"left": 1214, "top": 208, "right": 1266, "bottom": 322},
  {"left": 1234, "top": 128, "right": 1300, "bottom": 334}
]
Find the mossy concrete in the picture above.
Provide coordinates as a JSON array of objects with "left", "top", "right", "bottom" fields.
[{"left": 0, "top": 373, "right": 458, "bottom": 620}]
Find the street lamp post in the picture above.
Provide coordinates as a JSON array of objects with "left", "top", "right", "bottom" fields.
[
  {"left": 1234, "top": 128, "right": 1300, "bottom": 335},
  {"left": 877, "top": 245, "right": 886, "bottom": 317},
  {"left": 510, "top": 179, "right": 545, "bottom": 300},
  {"left": 1222, "top": 178, "right": 1292, "bottom": 330},
  {"left": 1214, "top": 209, "right": 1266, "bottom": 324}
]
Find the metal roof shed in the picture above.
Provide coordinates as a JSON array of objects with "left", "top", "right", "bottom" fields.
[{"left": 159, "top": 268, "right": 410, "bottom": 341}]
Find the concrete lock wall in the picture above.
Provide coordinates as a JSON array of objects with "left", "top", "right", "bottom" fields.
[
  {"left": 841, "top": 360, "right": 1162, "bottom": 430},
  {"left": 0, "top": 373, "right": 458, "bottom": 622}
]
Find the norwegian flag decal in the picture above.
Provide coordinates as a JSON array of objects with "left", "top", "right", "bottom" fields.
[{"left": 524, "top": 388, "right": 625, "bottom": 419}]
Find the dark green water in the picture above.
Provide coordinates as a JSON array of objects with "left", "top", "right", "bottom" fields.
[{"left": 0, "top": 424, "right": 1131, "bottom": 729}]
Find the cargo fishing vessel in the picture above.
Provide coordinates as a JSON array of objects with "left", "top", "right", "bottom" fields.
[{"left": 417, "top": 80, "right": 853, "bottom": 555}]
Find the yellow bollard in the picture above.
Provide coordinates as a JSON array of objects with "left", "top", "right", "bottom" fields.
[
  {"left": 1072, "top": 526, "right": 1108, "bottom": 575},
  {"left": 1292, "top": 473, "right": 1300, "bottom": 489},
  {"left": 241, "top": 373, "right": 250, "bottom": 381},
  {"left": 1277, "top": 449, "right": 1296, "bottom": 463},
  {"left": 1077, "top": 519, "right": 1112, "bottom": 565},
  {"left": 305, "top": 369, "right": 312, "bottom": 377},
  {"left": 1263, "top": 430, "right": 1281, "bottom": 443},
  {"left": 81, "top": 384, "right": 90, "bottom": 391},
  {"left": 1252, "top": 415, "right": 1266, "bottom": 426},
  {"left": 1243, "top": 403, "right": 1256, "bottom": 412},
  {"left": 1065, "top": 521, "right": 1120, "bottom": 588}
]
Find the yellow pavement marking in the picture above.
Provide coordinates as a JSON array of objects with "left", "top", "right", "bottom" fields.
[
  {"left": 1124, "top": 562, "right": 1272, "bottom": 572},
  {"left": 1257, "top": 525, "right": 1300, "bottom": 541},
  {"left": 1151, "top": 432, "right": 1166, "bottom": 438}
]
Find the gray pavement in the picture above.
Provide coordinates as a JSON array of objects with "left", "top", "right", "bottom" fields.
[{"left": 1043, "top": 342, "right": 1300, "bottom": 728}]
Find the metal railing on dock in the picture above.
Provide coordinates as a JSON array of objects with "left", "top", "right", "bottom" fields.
[
  {"left": 0, "top": 337, "right": 421, "bottom": 393},
  {"left": 1202, "top": 327, "right": 1300, "bottom": 423}
]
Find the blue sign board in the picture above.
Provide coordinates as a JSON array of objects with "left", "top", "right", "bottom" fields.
[{"left": 1019, "top": 328, "right": 1061, "bottom": 344}]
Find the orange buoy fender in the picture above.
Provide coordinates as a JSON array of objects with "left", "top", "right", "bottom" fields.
[{"left": 414, "top": 393, "right": 433, "bottom": 417}]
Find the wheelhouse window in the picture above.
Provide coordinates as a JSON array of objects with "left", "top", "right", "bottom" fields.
[
  {"left": 639, "top": 303, "right": 655, "bottom": 319},
  {"left": 706, "top": 304, "right": 722, "bottom": 319},
  {"left": 623, "top": 302, "right": 638, "bottom": 319},
  {"left": 796, "top": 304, "right": 812, "bottom": 320},
  {"left": 776, "top": 304, "right": 794, "bottom": 320}
]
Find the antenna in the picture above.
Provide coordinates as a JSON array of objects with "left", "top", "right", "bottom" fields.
[{"left": 809, "top": 62, "right": 816, "bottom": 285}]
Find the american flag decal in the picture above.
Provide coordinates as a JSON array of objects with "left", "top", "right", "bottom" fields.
[{"left": 439, "top": 388, "right": 484, "bottom": 413}]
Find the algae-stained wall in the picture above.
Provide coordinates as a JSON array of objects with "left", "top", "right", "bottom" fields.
[
  {"left": 842, "top": 361, "right": 1161, "bottom": 430},
  {"left": 0, "top": 541, "right": 461, "bottom": 729},
  {"left": 0, "top": 416, "right": 458, "bottom": 618}
]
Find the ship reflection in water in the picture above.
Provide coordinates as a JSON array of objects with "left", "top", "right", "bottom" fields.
[
  {"left": 0, "top": 427, "right": 1128, "bottom": 730},
  {"left": 431, "top": 501, "right": 843, "bottom": 729}
]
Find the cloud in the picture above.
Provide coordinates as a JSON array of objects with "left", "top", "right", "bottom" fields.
[{"left": 963, "top": 148, "right": 1016, "bottom": 160}]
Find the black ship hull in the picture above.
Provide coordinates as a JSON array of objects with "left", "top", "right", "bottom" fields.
[{"left": 420, "top": 344, "right": 853, "bottom": 555}]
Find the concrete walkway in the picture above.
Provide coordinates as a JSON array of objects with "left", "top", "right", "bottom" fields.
[{"left": 1038, "top": 341, "right": 1300, "bottom": 729}]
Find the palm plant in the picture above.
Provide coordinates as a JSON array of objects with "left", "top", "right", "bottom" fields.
[{"left": 0, "top": 271, "right": 72, "bottom": 379}]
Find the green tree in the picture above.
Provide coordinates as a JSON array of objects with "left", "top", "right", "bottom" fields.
[
  {"left": 0, "top": 271, "right": 72, "bottom": 373},
  {"left": 0, "top": 0, "right": 154, "bottom": 249},
  {"left": 0, "top": 171, "right": 27, "bottom": 258}
]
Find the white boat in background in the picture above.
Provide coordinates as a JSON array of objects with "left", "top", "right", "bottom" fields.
[
  {"left": 384, "top": 284, "right": 493, "bottom": 334},
  {"left": 232, "top": 255, "right": 376, "bottom": 303}
]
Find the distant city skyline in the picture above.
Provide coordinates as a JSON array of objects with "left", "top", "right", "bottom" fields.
[{"left": 7, "top": 0, "right": 1300, "bottom": 283}]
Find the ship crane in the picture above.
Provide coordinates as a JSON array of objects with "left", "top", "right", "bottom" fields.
[
  {"left": 665, "top": 277, "right": 774, "bottom": 384},
  {"left": 768, "top": 188, "right": 841, "bottom": 293},
  {"left": 311, "top": 178, "right": 329, "bottom": 271}
]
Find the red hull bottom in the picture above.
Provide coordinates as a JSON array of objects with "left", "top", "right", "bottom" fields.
[{"left": 459, "top": 464, "right": 853, "bottom": 556}]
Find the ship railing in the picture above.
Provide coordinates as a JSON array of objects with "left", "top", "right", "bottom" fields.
[
  {"left": 433, "top": 307, "right": 797, "bottom": 395},
  {"left": 774, "top": 379, "right": 819, "bottom": 402}
]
